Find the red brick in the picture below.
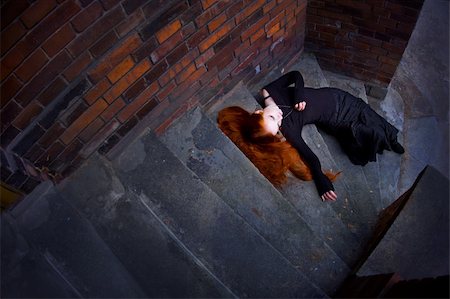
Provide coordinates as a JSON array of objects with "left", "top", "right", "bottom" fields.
[
  {"left": 198, "top": 20, "right": 234, "bottom": 52},
  {"left": 1, "top": 0, "right": 30, "bottom": 29},
  {"left": 381, "top": 41, "right": 404, "bottom": 54},
  {"left": 263, "top": 0, "right": 276, "bottom": 14},
  {"left": 195, "top": 47, "right": 215, "bottom": 68},
  {"left": 89, "top": 30, "right": 119, "bottom": 58},
  {"left": 27, "top": 0, "right": 81, "bottom": 47},
  {"left": 103, "top": 58, "right": 151, "bottom": 103},
  {"left": 195, "top": 7, "right": 217, "bottom": 28},
  {"left": 370, "top": 46, "right": 388, "bottom": 56},
  {"left": 202, "top": 0, "right": 218, "bottom": 10},
  {"left": 266, "top": 23, "right": 281, "bottom": 37},
  {"left": 0, "top": 75, "right": 22, "bottom": 107},
  {"left": 0, "top": 21, "right": 27, "bottom": 55},
  {"left": 60, "top": 98, "right": 108, "bottom": 145},
  {"left": 100, "top": 97, "right": 126, "bottom": 121},
  {"left": 12, "top": 101, "right": 43, "bottom": 130},
  {"left": 122, "top": 0, "right": 146, "bottom": 14},
  {"left": 115, "top": 8, "right": 145, "bottom": 37},
  {"left": 20, "top": 0, "right": 57, "bottom": 29},
  {"left": 71, "top": 1, "right": 104, "bottom": 33},
  {"left": 80, "top": 119, "right": 120, "bottom": 158},
  {"left": 158, "top": 49, "right": 199, "bottom": 86},
  {"left": 317, "top": 8, "right": 352, "bottom": 23},
  {"left": 379, "top": 56, "right": 399, "bottom": 66},
  {"left": 235, "top": 0, "right": 265, "bottom": 24},
  {"left": 15, "top": 51, "right": 73, "bottom": 107},
  {"left": 198, "top": 65, "right": 218, "bottom": 86},
  {"left": 87, "top": 60, "right": 112, "bottom": 83},
  {"left": 88, "top": 32, "right": 142, "bottom": 83},
  {"left": 1, "top": 41, "right": 35, "bottom": 81},
  {"left": 38, "top": 122, "right": 65, "bottom": 149},
  {"left": 36, "top": 77, "right": 68, "bottom": 106},
  {"left": 123, "top": 77, "right": 146, "bottom": 101},
  {"left": 186, "top": 27, "right": 209, "bottom": 49},
  {"left": 63, "top": 52, "right": 93, "bottom": 82},
  {"left": 108, "top": 33, "right": 142, "bottom": 66},
  {"left": 241, "top": 14, "right": 270, "bottom": 41},
  {"left": 107, "top": 56, "right": 135, "bottom": 83},
  {"left": 175, "top": 63, "right": 197, "bottom": 84},
  {"left": 156, "top": 20, "right": 182, "bottom": 44},
  {"left": 99, "top": 0, "right": 121, "bottom": 10},
  {"left": 50, "top": 139, "right": 83, "bottom": 171},
  {"left": 41, "top": 141, "right": 65, "bottom": 167},
  {"left": 132, "top": 37, "right": 159, "bottom": 62},
  {"left": 68, "top": 6, "right": 124, "bottom": 57},
  {"left": 1, "top": 101, "right": 22, "bottom": 129},
  {"left": 250, "top": 28, "right": 265, "bottom": 44},
  {"left": 42, "top": 24, "right": 76, "bottom": 57},
  {"left": 117, "top": 81, "right": 159, "bottom": 123},
  {"left": 180, "top": 1, "right": 203, "bottom": 24},
  {"left": 84, "top": 78, "right": 111, "bottom": 105},
  {"left": 185, "top": 66, "right": 207, "bottom": 85},
  {"left": 136, "top": 98, "right": 159, "bottom": 119},
  {"left": 79, "top": 118, "right": 105, "bottom": 143},
  {"left": 15, "top": 49, "right": 49, "bottom": 83},
  {"left": 157, "top": 80, "right": 177, "bottom": 101},
  {"left": 143, "top": 60, "right": 169, "bottom": 84},
  {"left": 181, "top": 22, "right": 197, "bottom": 38},
  {"left": 166, "top": 43, "right": 190, "bottom": 65},
  {"left": 380, "top": 63, "right": 397, "bottom": 74},
  {"left": 226, "top": 0, "right": 244, "bottom": 18},
  {"left": 168, "top": 78, "right": 201, "bottom": 102},
  {"left": 208, "top": 13, "right": 227, "bottom": 32},
  {"left": 207, "top": 51, "right": 233, "bottom": 70},
  {"left": 150, "top": 31, "right": 183, "bottom": 63}
]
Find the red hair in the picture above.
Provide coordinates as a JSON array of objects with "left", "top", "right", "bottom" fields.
[{"left": 217, "top": 106, "right": 339, "bottom": 186}]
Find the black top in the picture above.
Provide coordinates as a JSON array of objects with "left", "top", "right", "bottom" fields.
[{"left": 262, "top": 71, "right": 398, "bottom": 197}]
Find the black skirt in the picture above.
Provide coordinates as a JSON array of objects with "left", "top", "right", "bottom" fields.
[{"left": 320, "top": 91, "right": 398, "bottom": 166}]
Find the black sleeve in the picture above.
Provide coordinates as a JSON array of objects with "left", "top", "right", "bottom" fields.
[
  {"left": 282, "top": 125, "right": 334, "bottom": 197},
  {"left": 265, "top": 71, "right": 305, "bottom": 105}
]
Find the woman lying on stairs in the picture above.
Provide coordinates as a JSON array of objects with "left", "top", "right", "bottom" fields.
[{"left": 218, "top": 71, "right": 404, "bottom": 202}]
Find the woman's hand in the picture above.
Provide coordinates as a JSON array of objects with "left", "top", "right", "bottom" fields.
[
  {"left": 321, "top": 190, "right": 337, "bottom": 202},
  {"left": 295, "top": 101, "right": 306, "bottom": 111}
]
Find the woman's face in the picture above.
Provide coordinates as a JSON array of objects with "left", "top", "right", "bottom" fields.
[{"left": 255, "top": 105, "right": 283, "bottom": 136}]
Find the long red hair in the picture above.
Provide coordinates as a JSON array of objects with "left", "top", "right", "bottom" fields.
[{"left": 217, "top": 106, "right": 339, "bottom": 186}]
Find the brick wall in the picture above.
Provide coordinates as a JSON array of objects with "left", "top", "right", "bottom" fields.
[
  {"left": 305, "top": 0, "right": 424, "bottom": 85},
  {"left": 0, "top": 0, "right": 307, "bottom": 194}
]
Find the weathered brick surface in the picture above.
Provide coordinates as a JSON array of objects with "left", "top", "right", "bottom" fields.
[
  {"left": 42, "top": 23, "right": 76, "bottom": 57},
  {"left": 1, "top": 21, "right": 27, "bottom": 55},
  {"left": 15, "top": 49, "right": 49, "bottom": 83},
  {"left": 0, "top": 0, "right": 319, "bottom": 194},
  {"left": 20, "top": 0, "right": 58, "bottom": 29},
  {"left": 71, "top": 1, "right": 104, "bottom": 33},
  {"left": 306, "top": 0, "right": 423, "bottom": 84}
]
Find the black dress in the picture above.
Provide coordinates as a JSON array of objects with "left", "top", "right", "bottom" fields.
[{"left": 261, "top": 71, "right": 399, "bottom": 196}]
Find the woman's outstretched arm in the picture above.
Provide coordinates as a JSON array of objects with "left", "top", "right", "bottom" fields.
[{"left": 282, "top": 126, "right": 337, "bottom": 201}]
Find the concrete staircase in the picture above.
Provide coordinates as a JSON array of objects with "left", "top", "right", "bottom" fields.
[{"left": 2, "top": 53, "right": 448, "bottom": 298}]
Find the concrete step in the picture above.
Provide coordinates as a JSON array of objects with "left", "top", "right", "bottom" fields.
[
  {"left": 3, "top": 182, "right": 146, "bottom": 298},
  {"left": 1, "top": 213, "right": 81, "bottom": 298},
  {"left": 207, "top": 78, "right": 366, "bottom": 266},
  {"left": 358, "top": 165, "right": 449, "bottom": 280},
  {"left": 210, "top": 54, "right": 376, "bottom": 266},
  {"left": 111, "top": 130, "right": 326, "bottom": 298},
  {"left": 160, "top": 106, "right": 350, "bottom": 294},
  {"left": 57, "top": 157, "right": 233, "bottom": 298}
]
